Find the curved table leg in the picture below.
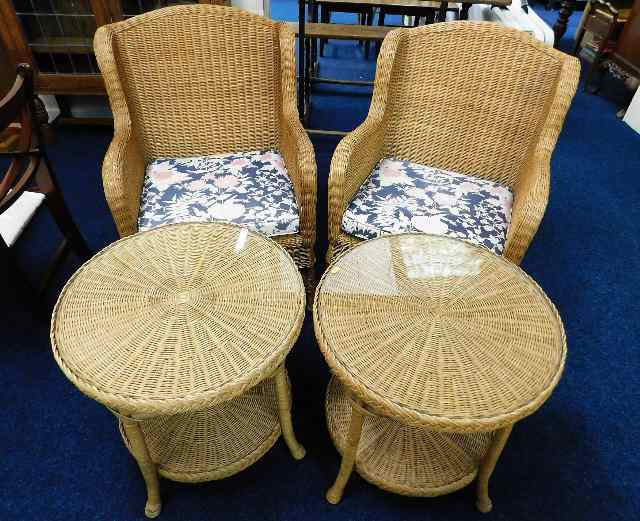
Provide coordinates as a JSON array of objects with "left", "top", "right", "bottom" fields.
[
  {"left": 553, "top": 0, "right": 575, "bottom": 48},
  {"left": 476, "top": 424, "right": 513, "bottom": 514},
  {"left": 326, "top": 400, "right": 365, "bottom": 504},
  {"left": 121, "top": 417, "right": 162, "bottom": 519},
  {"left": 275, "top": 364, "right": 306, "bottom": 460}
]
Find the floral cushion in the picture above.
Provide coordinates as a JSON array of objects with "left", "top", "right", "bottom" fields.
[
  {"left": 341, "top": 158, "right": 513, "bottom": 255},
  {"left": 138, "top": 150, "right": 299, "bottom": 236}
]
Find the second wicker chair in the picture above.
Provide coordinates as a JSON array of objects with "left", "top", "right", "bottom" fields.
[
  {"left": 328, "top": 22, "right": 580, "bottom": 265},
  {"left": 95, "top": 5, "right": 317, "bottom": 275}
]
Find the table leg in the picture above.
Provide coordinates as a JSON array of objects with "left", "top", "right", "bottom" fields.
[
  {"left": 437, "top": 1, "right": 449, "bottom": 23},
  {"left": 326, "top": 400, "right": 365, "bottom": 504},
  {"left": 476, "top": 424, "right": 513, "bottom": 514},
  {"left": 553, "top": 0, "right": 575, "bottom": 48},
  {"left": 121, "top": 417, "right": 162, "bottom": 519},
  {"left": 275, "top": 364, "right": 306, "bottom": 460}
]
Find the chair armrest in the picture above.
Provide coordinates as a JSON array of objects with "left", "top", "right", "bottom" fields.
[
  {"left": 503, "top": 151, "right": 549, "bottom": 265},
  {"left": 102, "top": 125, "right": 145, "bottom": 238},
  {"left": 328, "top": 118, "right": 384, "bottom": 244},
  {"left": 279, "top": 25, "right": 317, "bottom": 261},
  {"left": 95, "top": 24, "right": 145, "bottom": 238},
  {"left": 504, "top": 54, "right": 580, "bottom": 265}
]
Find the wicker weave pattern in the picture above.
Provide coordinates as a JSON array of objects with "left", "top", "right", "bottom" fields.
[
  {"left": 314, "top": 233, "right": 567, "bottom": 433},
  {"left": 326, "top": 377, "right": 494, "bottom": 496},
  {"left": 94, "top": 6, "right": 316, "bottom": 270},
  {"left": 120, "top": 377, "right": 282, "bottom": 483},
  {"left": 327, "top": 22, "right": 580, "bottom": 265},
  {"left": 51, "top": 222, "right": 305, "bottom": 417}
]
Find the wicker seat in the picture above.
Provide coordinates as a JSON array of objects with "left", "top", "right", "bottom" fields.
[
  {"left": 94, "top": 5, "right": 316, "bottom": 273},
  {"left": 327, "top": 22, "right": 580, "bottom": 265}
]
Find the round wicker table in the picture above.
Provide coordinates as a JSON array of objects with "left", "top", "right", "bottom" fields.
[
  {"left": 51, "top": 222, "right": 306, "bottom": 518},
  {"left": 313, "top": 233, "right": 566, "bottom": 513}
]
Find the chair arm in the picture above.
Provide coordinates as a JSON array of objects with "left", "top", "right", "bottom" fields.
[
  {"left": 504, "top": 55, "right": 580, "bottom": 265},
  {"left": 279, "top": 25, "right": 317, "bottom": 261},
  {"left": 328, "top": 118, "right": 384, "bottom": 244},
  {"left": 279, "top": 113, "right": 317, "bottom": 259},
  {"left": 503, "top": 152, "right": 549, "bottom": 265},
  {"left": 94, "top": 24, "right": 145, "bottom": 238},
  {"left": 102, "top": 124, "right": 145, "bottom": 238}
]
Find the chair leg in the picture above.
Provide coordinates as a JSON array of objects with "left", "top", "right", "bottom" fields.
[
  {"left": 0, "top": 237, "right": 46, "bottom": 317},
  {"left": 311, "top": 3, "right": 319, "bottom": 74},
  {"left": 36, "top": 157, "right": 91, "bottom": 263},
  {"left": 320, "top": 6, "right": 330, "bottom": 57},
  {"left": 364, "top": 9, "right": 373, "bottom": 59}
]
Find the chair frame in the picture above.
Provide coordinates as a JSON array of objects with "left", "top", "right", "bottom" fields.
[
  {"left": 94, "top": 5, "right": 317, "bottom": 275},
  {"left": 0, "top": 64, "right": 90, "bottom": 299},
  {"left": 327, "top": 22, "right": 580, "bottom": 265}
]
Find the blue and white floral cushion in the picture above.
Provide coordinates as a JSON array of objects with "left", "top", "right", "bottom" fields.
[
  {"left": 138, "top": 149, "right": 299, "bottom": 236},
  {"left": 341, "top": 158, "right": 513, "bottom": 255}
]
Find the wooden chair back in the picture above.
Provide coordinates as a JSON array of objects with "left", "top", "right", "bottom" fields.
[{"left": 0, "top": 64, "right": 40, "bottom": 214}]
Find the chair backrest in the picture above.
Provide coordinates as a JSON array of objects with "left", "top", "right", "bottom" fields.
[
  {"left": 95, "top": 5, "right": 283, "bottom": 162},
  {"left": 377, "top": 22, "right": 579, "bottom": 187},
  {"left": 0, "top": 64, "right": 32, "bottom": 146},
  {"left": 0, "top": 64, "right": 41, "bottom": 214}
]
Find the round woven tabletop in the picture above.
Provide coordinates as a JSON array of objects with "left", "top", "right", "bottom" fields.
[
  {"left": 51, "top": 222, "right": 305, "bottom": 417},
  {"left": 314, "top": 233, "right": 567, "bottom": 433}
]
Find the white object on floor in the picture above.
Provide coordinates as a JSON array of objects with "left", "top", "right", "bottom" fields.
[
  {"left": 468, "top": 0, "right": 554, "bottom": 45},
  {"left": 39, "top": 95, "right": 60, "bottom": 123},
  {"left": 0, "top": 191, "right": 46, "bottom": 247},
  {"left": 623, "top": 87, "right": 640, "bottom": 135}
]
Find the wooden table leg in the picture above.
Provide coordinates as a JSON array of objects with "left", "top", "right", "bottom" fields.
[
  {"left": 553, "top": 0, "right": 575, "bottom": 48},
  {"left": 476, "top": 424, "right": 513, "bottom": 514},
  {"left": 326, "top": 399, "right": 365, "bottom": 504},
  {"left": 121, "top": 417, "right": 162, "bottom": 519},
  {"left": 275, "top": 364, "right": 306, "bottom": 460},
  {"left": 437, "top": 0, "right": 449, "bottom": 22}
]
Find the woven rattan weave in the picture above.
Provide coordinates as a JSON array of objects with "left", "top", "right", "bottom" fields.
[
  {"left": 313, "top": 233, "right": 567, "bottom": 512},
  {"left": 94, "top": 5, "right": 317, "bottom": 275},
  {"left": 327, "top": 22, "right": 580, "bottom": 266},
  {"left": 51, "top": 222, "right": 306, "bottom": 517}
]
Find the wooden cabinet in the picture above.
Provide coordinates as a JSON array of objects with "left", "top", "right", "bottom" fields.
[{"left": 0, "top": 1, "right": 227, "bottom": 96}]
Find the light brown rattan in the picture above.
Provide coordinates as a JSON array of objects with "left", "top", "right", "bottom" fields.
[
  {"left": 51, "top": 222, "right": 306, "bottom": 418},
  {"left": 326, "top": 377, "right": 494, "bottom": 496},
  {"left": 327, "top": 22, "right": 580, "bottom": 265},
  {"left": 314, "top": 233, "right": 567, "bottom": 434},
  {"left": 94, "top": 5, "right": 316, "bottom": 271},
  {"left": 119, "top": 377, "right": 282, "bottom": 483}
]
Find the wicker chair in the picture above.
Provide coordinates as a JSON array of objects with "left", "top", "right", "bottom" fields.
[
  {"left": 94, "top": 5, "right": 316, "bottom": 275},
  {"left": 327, "top": 22, "right": 580, "bottom": 265}
]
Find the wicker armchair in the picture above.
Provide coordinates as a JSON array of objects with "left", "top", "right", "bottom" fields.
[
  {"left": 94, "top": 5, "right": 316, "bottom": 273},
  {"left": 328, "top": 22, "right": 579, "bottom": 265}
]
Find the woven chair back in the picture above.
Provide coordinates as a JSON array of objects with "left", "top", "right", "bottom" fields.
[
  {"left": 381, "top": 23, "right": 566, "bottom": 187},
  {"left": 103, "top": 5, "right": 282, "bottom": 161}
]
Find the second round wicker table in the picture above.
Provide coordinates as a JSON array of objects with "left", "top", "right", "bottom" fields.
[
  {"left": 51, "top": 222, "right": 306, "bottom": 518},
  {"left": 313, "top": 233, "right": 567, "bottom": 513}
]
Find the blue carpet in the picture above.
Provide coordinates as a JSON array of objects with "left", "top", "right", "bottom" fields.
[{"left": 1, "top": 3, "right": 639, "bottom": 520}]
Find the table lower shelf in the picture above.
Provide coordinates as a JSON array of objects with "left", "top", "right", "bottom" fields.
[
  {"left": 120, "top": 378, "right": 281, "bottom": 483},
  {"left": 326, "top": 377, "right": 494, "bottom": 496}
]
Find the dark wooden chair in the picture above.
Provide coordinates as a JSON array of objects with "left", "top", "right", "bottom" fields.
[{"left": 0, "top": 64, "right": 90, "bottom": 303}]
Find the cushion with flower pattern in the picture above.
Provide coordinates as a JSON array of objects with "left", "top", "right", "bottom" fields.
[
  {"left": 138, "top": 149, "right": 299, "bottom": 236},
  {"left": 341, "top": 158, "right": 513, "bottom": 255}
]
